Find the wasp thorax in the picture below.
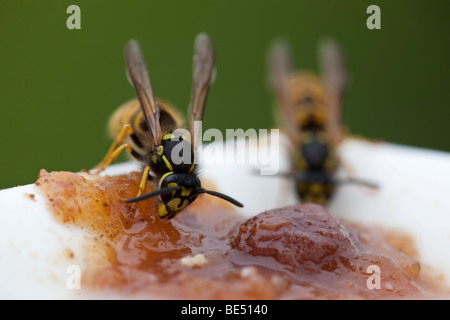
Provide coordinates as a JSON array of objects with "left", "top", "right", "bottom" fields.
[
  {"left": 149, "top": 131, "right": 196, "bottom": 176},
  {"left": 300, "top": 137, "right": 329, "bottom": 170},
  {"left": 158, "top": 172, "right": 202, "bottom": 218}
]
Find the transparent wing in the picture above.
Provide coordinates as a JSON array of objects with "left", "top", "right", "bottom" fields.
[
  {"left": 269, "top": 39, "right": 299, "bottom": 145},
  {"left": 319, "top": 38, "right": 347, "bottom": 143},
  {"left": 125, "top": 39, "right": 162, "bottom": 147},
  {"left": 190, "top": 33, "right": 215, "bottom": 150}
]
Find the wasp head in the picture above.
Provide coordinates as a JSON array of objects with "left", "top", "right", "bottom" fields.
[{"left": 157, "top": 172, "right": 201, "bottom": 218}]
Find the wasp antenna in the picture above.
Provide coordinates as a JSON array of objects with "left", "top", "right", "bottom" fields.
[
  {"left": 251, "top": 168, "right": 298, "bottom": 179},
  {"left": 334, "top": 178, "right": 379, "bottom": 189},
  {"left": 125, "top": 186, "right": 180, "bottom": 203},
  {"left": 199, "top": 189, "right": 244, "bottom": 208}
]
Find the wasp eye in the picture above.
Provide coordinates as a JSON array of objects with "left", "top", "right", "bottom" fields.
[
  {"left": 159, "top": 173, "right": 179, "bottom": 203},
  {"left": 160, "top": 190, "right": 173, "bottom": 203}
]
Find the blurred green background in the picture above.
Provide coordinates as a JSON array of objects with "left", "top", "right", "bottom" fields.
[{"left": 0, "top": 0, "right": 448, "bottom": 189}]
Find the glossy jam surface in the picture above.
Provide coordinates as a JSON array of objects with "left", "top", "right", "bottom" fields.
[{"left": 37, "top": 169, "right": 444, "bottom": 299}]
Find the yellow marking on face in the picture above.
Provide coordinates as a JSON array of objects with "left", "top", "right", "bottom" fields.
[
  {"left": 167, "top": 198, "right": 182, "bottom": 211},
  {"left": 158, "top": 203, "right": 169, "bottom": 218},
  {"left": 180, "top": 186, "right": 191, "bottom": 197},
  {"left": 151, "top": 155, "right": 158, "bottom": 164}
]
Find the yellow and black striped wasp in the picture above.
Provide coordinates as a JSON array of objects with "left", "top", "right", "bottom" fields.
[
  {"left": 93, "top": 33, "right": 243, "bottom": 219},
  {"left": 269, "top": 39, "right": 376, "bottom": 205}
]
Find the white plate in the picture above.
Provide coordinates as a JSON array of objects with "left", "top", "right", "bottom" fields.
[{"left": 1, "top": 136, "right": 449, "bottom": 298}]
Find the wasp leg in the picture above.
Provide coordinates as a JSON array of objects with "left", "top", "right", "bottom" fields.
[
  {"left": 93, "top": 124, "right": 140, "bottom": 174},
  {"left": 136, "top": 165, "right": 151, "bottom": 197},
  {"left": 93, "top": 143, "right": 140, "bottom": 174},
  {"left": 336, "top": 157, "right": 378, "bottom": 189}
]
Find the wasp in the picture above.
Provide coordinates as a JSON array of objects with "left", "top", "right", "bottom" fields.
[
  {"left": 93, "top": 33, "right": 243, "bottom": 219},
  {"left": 269, "top": 39, "right": 376, "bottom": 205}
]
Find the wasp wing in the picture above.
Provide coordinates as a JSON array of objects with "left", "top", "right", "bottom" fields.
[
  {"left": 269, "top": 39, "right": 299, "bottom": 145},
  {"left": 125, "top": 39, "right": 162, "bottom": 147},
  {"left": 189, "top": 33, "right": 215, "bottom": 150},
  {"left": 319, "top": 39, "right": 347, "bottom": 145}
]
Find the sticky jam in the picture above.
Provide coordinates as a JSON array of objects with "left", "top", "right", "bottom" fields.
[{"left": 36, "top": 169, "right": 446, "bottom": 299}]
